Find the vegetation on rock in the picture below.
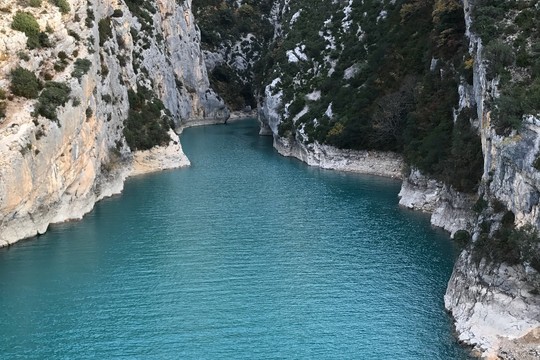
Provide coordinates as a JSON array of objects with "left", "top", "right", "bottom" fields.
[
  {"left": 98, "top": 17, "right": 112, "bottom": 46},
  {"left": 195, "top": 0, "right": 483, "bottom": 192},
  {"left": 50, "top": 0, "right": 70, "bottom": 14},
  {"left": 193, "top": 0, "right": 274, "bottom": 110},
  {"left": 11, "top": 11, "right": 49, "bottom": 49},
  {"left": 472, "top": 0, "right": 540, "bottom": 135},
  {"left": 33, "top": 81, "right": 71, "bottom": 121},
  {"left": 10, "top": 67, "right": 40, "bottom": 99},
  {"left": 71, "top": 58, "right": 92, "bottom": 80},
  {"left": 123, "top": 88, "right": 172, "bottom": 151}
]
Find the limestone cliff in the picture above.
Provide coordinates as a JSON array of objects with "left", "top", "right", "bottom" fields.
[
  {"left": 0, "top": 0, "right": 226, "bottom": 247},
  {"left": 440, "top": 1, "right": 540, "bottom": 357}
]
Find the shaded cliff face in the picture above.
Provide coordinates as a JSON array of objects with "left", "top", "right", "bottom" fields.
[
  {"left": 0, "top": 0, "right": 225, "bottom": 246},
  {"left": 255, "top": 0, "right": 483, "bottom": 193},
  {"left": 192, "top": 0, "right": 274, "bottom": 111},
  {"left": 440, "top": 1, "right": 540, "bottom": 357}
]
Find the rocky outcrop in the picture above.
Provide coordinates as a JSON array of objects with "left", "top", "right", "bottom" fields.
[
  {"left": 0, "top": 0, "right": 226, "bottom": 247},
  {"left": 441, "top": 1, "right": 540, "bottom": 358},
  {"left": 445, "top": 251, "right": 540, "bottom": 359},
  {"left": 486, "top": 123, "right": 540, "bottom": 229},
  {"left": 398, "top": 170, "right": 477, "bottom": 236},
  {"left": 130, "top": 130, "right": 190, "bottom": 176},
  {"left": 258, "top": 78, "right": 283, "bottom": 136},
  {"left": 274, "top": 136, "right": 403, "bottom": 178}
]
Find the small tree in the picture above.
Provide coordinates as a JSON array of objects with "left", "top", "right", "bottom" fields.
[
  {"left": 484, "top": 40, "right": 515, "bottom": 79},
  {"left": 51, "top": 0, "right": 70, "bottom": 14},
  {"left": 11, "top": 11, "right": 40, "bottom": 48},
  {"left": 71, "top": 58, "right": 92, "bottom": 80},
  {"left": 98, "top": 17, "right": 112, "bottom": 46},
  {"left": 34, "top": 81, "right": 71, "bottom": 120},
  {"left": 10, "top": 67, "right": 40, "bottom": 98}
]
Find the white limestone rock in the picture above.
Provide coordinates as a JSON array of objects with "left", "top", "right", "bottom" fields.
[
  {"left": 274, "top": 136, "right": 403, "bottom": 178},
  {"left": 130, "top": 130, "right": 190, "bottom": 176},
  {"left": 445, "top": 251, "right": 540, "bottom": 359},
  {"left": 398, "top": 170, "right": 476, "bottom": 236}
]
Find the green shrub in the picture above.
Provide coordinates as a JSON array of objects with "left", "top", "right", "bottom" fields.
[
  {"left": 54, "top": 60, "right": 67, "bottom": 72},
  {"left": 98, "top": 17, "right": 112, "bottom": 46},
  {"left": 38, "top": 32, "right": 52, "bottom": 48},
  {"left": 533, "top": 154, "right": 540, "bottom": 171},
  {"left": 473, "top": 196, "right": 488, "bottom": 213},
  {"left": 472, "top": 222, "right": 539, "bottom": 271},
  {"left": 123, "top": 88, "right": 172, "bottom": 150},
  {"left": 492, "top": 94, "right": 523, "bottom": 135},
  {"left": 442, "top": 107, "right": 484, "bottom": 192},
  {"left": 10, "top": 67, "right": 40, "bottom": 98},
  {"left": 17, "top": 51, "right": 30, "bottom": 61},
  {"left": 71, "top": 58, "right": 92, "bottom": 80},
  {"left": 67, "top": 29, "right": 80, "bottom": 41},
  {"left": 0, "top": 101, "right": 6, "bottom": 118},
  {"left": 86, "top": 8, "right": 94, "bottom": 27},
  {"left": 454, "top": 230, "right": 471, "bottom": 246},
  {"left": 57, "top": 51, "right": 69, "bottom": 61},
  {"left": 34, "top": 81, "right": 71, "bottom": 121},
  {"left": 11, "top": 11, "right": 40, "bottom": 48},
  {"left": 484, "top": 40, "right": 515, "bottom": 79},
  {"left": 491, "top": 199, "right": 506, "bottom": 213},
  {"left": 51, "top": 0, "right": 70, "bottom": 14},
  {"left": 112, "top": 9, "right": 123, "bottom": 17}
]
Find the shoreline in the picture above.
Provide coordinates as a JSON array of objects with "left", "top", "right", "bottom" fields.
[
  {"left": 0, "top": 115, "right": 257, "bottom": 249},
  {"left": 273, "top": 135, "right": 404, "bottom": 179}
]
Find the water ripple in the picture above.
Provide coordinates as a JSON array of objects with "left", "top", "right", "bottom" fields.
[{"left": 0, "top": 120, "right": 471, "bottom": 359}]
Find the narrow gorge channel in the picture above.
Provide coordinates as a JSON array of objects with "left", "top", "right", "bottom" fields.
[{"left": 0, "top": 120, "right": 472, "bottom": 359}]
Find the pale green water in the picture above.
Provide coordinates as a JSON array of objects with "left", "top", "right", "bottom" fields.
[{"left": 0, "top": 120, "right": 471, "bottom": 359}]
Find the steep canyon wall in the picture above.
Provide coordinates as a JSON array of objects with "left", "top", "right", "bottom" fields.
[{"left": 0, "top": 0, "right": 226, "bottom": 246}]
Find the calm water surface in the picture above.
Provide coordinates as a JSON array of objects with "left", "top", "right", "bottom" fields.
[{"left": 0, "top": 120, "right": 471, "bottom": 359}]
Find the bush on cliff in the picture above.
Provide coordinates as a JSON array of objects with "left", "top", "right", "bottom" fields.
[
  {"left": 123, "top": 88, "right": 172, "bottom": 151},
  {"left": 98, "top": 17, "right": 112, "bottom": 46},
  {"left": 0, "top": 101, "right": 6, "bottom": 119},
  {"left": 71, "top": 58, "right": 92, "bottom": 80},
  {"left": 33, "top": 81, "right": 71, "bottom": 121},
  {"left": 10, "top": 67, "right": 40, "bottom": 99},
  {"left": 51, "top": 0, "right": 70, "bottom": 14},
  {"left": 11, "top": 11, "right": 42, "bottom": 48}
]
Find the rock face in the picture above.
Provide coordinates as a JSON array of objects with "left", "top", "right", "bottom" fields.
[
  {"left": 274, "top": 136, "right": 403, "bottom": 179},
  {"left": 398, "top": 170, "right": 476, "bottom": 236},
  {"left": 442, "top": 1, "right": 540, "bottom": 357},
  {"left": 0, "top": 0, "right": 226, "bottom": 247},
  {"left": 130, "top": 130, "right": 190, "bottom": 176},
  {"left": 445, "top": 251, "right": 540, "bottom": 359}
]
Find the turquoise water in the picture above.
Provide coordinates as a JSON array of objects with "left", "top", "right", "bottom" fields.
[{"left": 0, "top": 120, "right": 471, "bottom": 359}]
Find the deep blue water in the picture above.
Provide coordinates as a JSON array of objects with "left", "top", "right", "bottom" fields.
[{"left": 0, "top": 120, "right": 471, "bottom": 359}]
